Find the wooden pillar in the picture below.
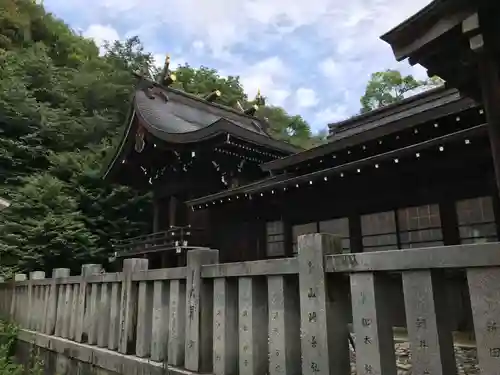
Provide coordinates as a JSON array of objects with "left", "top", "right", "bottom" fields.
[
  {"left": 348, "top": 213, "right": 363, "bottom": 253},
  {"left": 478, "top": 57, "right": 500, "bottom": 197},
  {"left": 169, "top": 195, "right": 178, "bottom": 227},
  {"left": 439, "top": 198, "right": 460, "bottom": 246},
  {"left": 464, "top": 14, "right": 500, "bottom": 197},
  {"left": 153, "top": 196, "right": 160, "bottom": 233}
]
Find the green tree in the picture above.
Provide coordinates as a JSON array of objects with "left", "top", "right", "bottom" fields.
[
  {"left": 0, "top": 0, "right": 326, "bottom": 274},
  {"left": 0, "top": 174, "right": 97, "bottom": 274},
  {"left": 171, "top": 64, "right": 247, "bottom": 107},
  {"left": 360, "top": 69, "right": 443, "bottom": 113},
  {"left": 0, "top": 1, "right": 153, "bottom": 273}
]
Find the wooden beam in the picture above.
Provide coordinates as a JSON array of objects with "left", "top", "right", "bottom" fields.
[
  {"left": 393, "top": 9, "right": 474, "bottom": 61},
  {"left": 477, "top": 56, "right": 500, "bottom": 197}
]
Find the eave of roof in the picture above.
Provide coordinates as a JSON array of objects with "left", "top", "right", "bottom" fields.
[
  {"left": 262, "top": 87, "right": 477, "bottom": 172},
  {"left": 380, "top": 0, "right": 456, "bottom": 56},
  {"left": 134, "top": 95, "right": 300, "bottom": 153},
  {"left": 188, "top": 123, "right": 486, "bottom": 206},
  {"left": 328, "top": 86, "right": 447, "bottom": 133}
]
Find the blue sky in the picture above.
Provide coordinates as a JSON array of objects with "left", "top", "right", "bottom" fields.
[{"left": 41, "top": 0, "right": 432, "bottom": 133}]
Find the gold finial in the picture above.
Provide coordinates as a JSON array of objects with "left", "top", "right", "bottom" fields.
[
  {"left": 164, "top": 73, "right": 176, "bottom": 86},
  {"left": 244, "top": 104, "right": 259, "bottom": 116},
  {"left": 204, "top": 90, "right": 221, "bottom": 102},
  {"left": 255, "top": 88, "right": 265, "bottom": 106}
]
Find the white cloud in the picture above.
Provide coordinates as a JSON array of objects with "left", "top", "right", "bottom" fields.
[
  {"left": 83, "top": 24, "right": 119, "bottom": 50},
  {"left": 315, "top": 105, "right": 349, "bottom": 125},
  {"left": 319, "top": 58, "right": 339, "bottom": 80},
  {"left": 236, "top": 57, "right": 292, "bottom": 107},
  {"left": 192, "top": 40, "right": 205, "bottom": 54},
  {"left": 295, "top": 88, "right": 318, "bottom": 109},
  {"left": 44, "top": 0, "right": 435, "bottom": 130}
]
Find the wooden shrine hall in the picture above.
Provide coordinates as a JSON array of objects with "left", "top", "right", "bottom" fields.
[{"left": 104, "top": 0, "right": 500, "bottom": 268}]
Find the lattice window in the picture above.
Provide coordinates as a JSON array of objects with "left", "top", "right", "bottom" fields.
[
  {"left": 319, "top": 217, "right": 350, "bottom": 253},
  {"left": 361, "top": 211, "right": 398, "bottom": 251},
  {"left": 266, "top": 221, "right": 286, "bottom": 257},
  {"left": 292, "top": 222, "right": 318, "bottom": 254},
  {"left": 397, "top": 204, "right": 443, "bottom": 249},
  {"left": 456, "top": 196, "right": 497, "bottom": 244}
]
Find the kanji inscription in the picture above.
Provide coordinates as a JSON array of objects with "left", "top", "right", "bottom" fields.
[
  {"left": 490, "top": 348, "right": 500, "bottom": 358},
  {"left": 416, "top": 317, "right": 427, "bottom": 329}
]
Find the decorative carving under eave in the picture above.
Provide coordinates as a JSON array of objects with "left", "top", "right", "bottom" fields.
[{"left": 135, "top": 125, "right": 146, "bottom": 153}]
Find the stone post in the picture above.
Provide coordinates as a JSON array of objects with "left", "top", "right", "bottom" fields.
[
  {"left": 11, "top": 274, "right": 27, "bottom": 325},
  {"left": 118, "top": 258, "right": 148, "bottom": 354},
  {"left": 213, "top": 278, "right": 238, "bottom": 375},
  {"left": 52, "top": 268, "right": 70, "bottom": 336},
  {"left": 28, "top": 271, "right": 45, "bottom": 330},
  {"left": 167, "top": 279, "right": 186, "bottom": 366},
  {"left": 238, "top": 277, "right": 268, "bottom": 375},
  {"left": 351, "top": 272, "right": 397, "bottom": 375},
  {"left": 467, "top": 267, "right": 500, "bottom": 375},
  {"left": 44, "top": 268, "right": 69, "bottom": 335},
  {"left": 107, "top": 282, "right": 121, "bottom": 350},
  {"left": 184, "top": 249, "right": 219, "bottom": 372},
  {"left": 75, "top": 264, "right": 102, "bottom": 342},
  {"left": 297, "top": 233, "right": 351, "bottom": 375},
  {"left": 150, "top": 279, "right": 170, "bottom": 361},
  {"left": 402, "top": 270, "right": 456, "bottom": 375}
]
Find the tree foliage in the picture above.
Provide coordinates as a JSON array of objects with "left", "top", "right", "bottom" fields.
[
  {"left": 360, "top": 69, "right": 443, "bottom": 113},
  {"left": 0, "top": 0, "right": 324, "bottom": 274}
]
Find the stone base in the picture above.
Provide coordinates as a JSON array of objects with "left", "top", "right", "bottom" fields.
[{"left": 15, "top": 330, "right": 196, "bottom": 375}]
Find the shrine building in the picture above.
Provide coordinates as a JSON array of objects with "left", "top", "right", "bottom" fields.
[{"left": 104, "top": 0, "right": 500, "bottom": 269}]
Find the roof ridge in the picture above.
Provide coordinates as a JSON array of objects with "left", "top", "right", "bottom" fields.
[
  {"left": 328, "top": 86, "right": 454, "bottom": 130},
  {"left": 137, "top": 75, "right": 265, "bottom": 123}
]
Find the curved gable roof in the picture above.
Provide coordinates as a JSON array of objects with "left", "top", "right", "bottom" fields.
[{"left": 102, "top": 81, "right": 301, "bottom": 181}]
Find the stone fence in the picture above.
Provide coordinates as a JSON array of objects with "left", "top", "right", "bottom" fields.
[{"left": 0, "top": 234, "right": 499, "bottom": 375}]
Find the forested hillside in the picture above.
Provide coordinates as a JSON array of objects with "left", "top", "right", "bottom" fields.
[{"left": 0, "top": 0, "right": 324, "bottom": 275}]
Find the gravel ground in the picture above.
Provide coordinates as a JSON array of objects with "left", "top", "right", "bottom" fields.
[{"left": 349, "top": 342, "right": 480, "bottom": 375}]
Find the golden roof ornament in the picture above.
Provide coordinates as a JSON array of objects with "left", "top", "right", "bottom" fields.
[
  {"left": 255, "top": 88, "right": 265, "bottom": 106},
  {"left": 204, "top": 89, "right": 221, "bottom": 102},
  {"left": 157, "top": 53, "right": 175, "bottom": 87},
  {"left": 244, "top": 104, "right": 259, "bottom": 116}
]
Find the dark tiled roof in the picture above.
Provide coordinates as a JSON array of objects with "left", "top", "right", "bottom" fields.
[
  {"left": 135, "top": 87, "right": 269, "bottom": 137},
  {"left": 261, "top": 87, "right": 477, "bottom": 172}
]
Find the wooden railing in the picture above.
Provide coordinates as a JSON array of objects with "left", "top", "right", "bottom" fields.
[
  {"left": 113, "top": 225, "right": 207, "bottom": 258},
  {"left": 1, "top": 234, "right": 499, "bottom": 375}
]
